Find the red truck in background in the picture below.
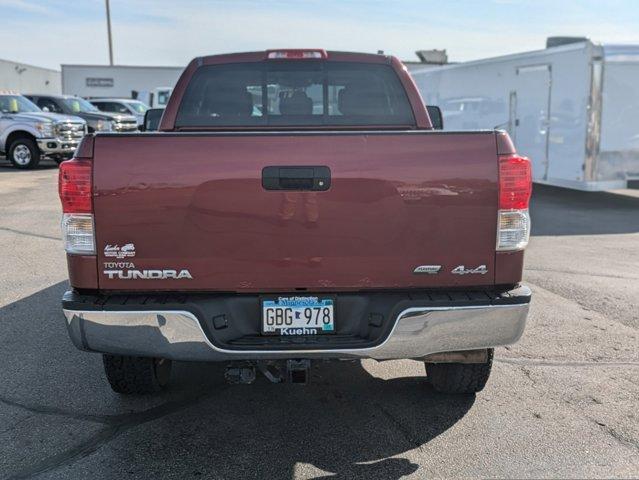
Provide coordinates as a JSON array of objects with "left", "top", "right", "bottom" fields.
[{"left": 59, "top": 49, "right": 532, "bottom": 395}]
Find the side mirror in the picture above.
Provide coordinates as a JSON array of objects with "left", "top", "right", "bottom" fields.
[
  {"left": 141, "top": 108, "right": 164, "bottom": 132},
  {"left": 426, "top": 105, "right": 444, "bottom": 130}
]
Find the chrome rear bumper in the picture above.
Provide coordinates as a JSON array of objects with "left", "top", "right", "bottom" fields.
[{"left": 62, "top": 287, "right": 530, "bottom": 361}]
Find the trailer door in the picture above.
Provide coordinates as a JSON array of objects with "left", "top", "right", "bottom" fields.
[{"left": 515, "top": 65, "right": 551, "bottom": 181}]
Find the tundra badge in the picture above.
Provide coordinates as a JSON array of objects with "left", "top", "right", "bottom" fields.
[{"left": 103, "top": 269, "right": 193, "bottom": 280}]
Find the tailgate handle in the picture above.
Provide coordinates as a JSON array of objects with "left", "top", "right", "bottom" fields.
[{"left": 262, "top": 166, "right": 331, "bottom": 191}]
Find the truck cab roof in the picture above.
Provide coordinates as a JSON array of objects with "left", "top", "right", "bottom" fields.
[{"left": 195, "top": 50, "right": 393, "bottom": 65}]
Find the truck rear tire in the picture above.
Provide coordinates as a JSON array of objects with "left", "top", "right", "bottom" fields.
[
  {"left": 102, "top": 354, "right": 172, "bottom": 394},
  {"left": 8, "top": 137, "right": 40, "bottom": 169},
  {"left": 425, "top": 348, "right": 493, "bottom": 394}
]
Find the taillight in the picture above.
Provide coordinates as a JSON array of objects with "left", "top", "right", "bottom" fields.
[
  {"left": 61, "top": 213, "right": 95, "bottom": 255},
  {"left": 266, "top": 49, "right": 327, "bottom": 59},
  {"left": 59, "top": 159, "right": 95, "bottom": 255},
  {"left": 497, "top": 154, "right": 532, "bottom": 251},
  {"left": 59, "top": 159, "right": 92, "bottom": 213},
  {"left": 499, "top": 154, "right": 532, "bottom": 210}
]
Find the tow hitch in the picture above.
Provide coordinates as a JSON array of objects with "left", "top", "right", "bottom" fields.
[
  {"left": 224, "top": 359, "right": 312, "bottom": 385},
  {"left": 285, "top": 359, "right": 311, "bottom": 384},
  {"left": 224, "top": 362, "right": 257, "bottom": 384}
]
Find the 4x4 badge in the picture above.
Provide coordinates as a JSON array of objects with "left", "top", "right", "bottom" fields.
[{"left": 451, "top": 265, "right": 488, "bottom": 275}]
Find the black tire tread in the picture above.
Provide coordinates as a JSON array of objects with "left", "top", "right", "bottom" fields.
[
  {"left": 102, "top": 354, "right": 168, "bottom": 394},
  {"left": 426, "top": 349, "right": 494, "bottom": 394}
]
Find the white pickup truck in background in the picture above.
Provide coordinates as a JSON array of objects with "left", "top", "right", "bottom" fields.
[{"left": 0, "top": 93, "right": 86, "bottom": 168}]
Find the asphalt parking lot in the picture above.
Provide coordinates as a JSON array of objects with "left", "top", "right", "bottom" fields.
[{"left": 0, "top": 160, "right": 638, "bottom": 479}]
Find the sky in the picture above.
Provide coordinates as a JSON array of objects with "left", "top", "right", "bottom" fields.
[{"left": 1, "top": 0, "right": 639, "bottom": 70}]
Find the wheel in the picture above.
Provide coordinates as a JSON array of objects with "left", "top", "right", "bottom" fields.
[
  {"left": 8, "top": 137, "right": 40, "bottom": 169},
  {"left": 102, "top": 354, "right": 172, "bottom": 394},
  {"left": 425, "top": 348, "right": 493, "bottom": 394}
]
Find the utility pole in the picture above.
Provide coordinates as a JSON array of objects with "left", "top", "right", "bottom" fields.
[{"left": 105, "top": 0, "right": 114, "bottom": 65}]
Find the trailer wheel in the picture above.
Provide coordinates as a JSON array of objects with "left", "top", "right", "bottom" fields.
[
  {"left": 425, "top": 348, "right": 493, "bottom": 394},
  {"left": 8, "top": 137, "right": 40, "bottom": 169},
  {"left": 103, "top": 354, "right": 172, "bottom": 394}
]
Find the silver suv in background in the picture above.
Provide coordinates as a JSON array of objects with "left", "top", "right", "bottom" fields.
[
  {"left": 90, "top": 98, "right": 149, "bottom": 127},
  {"left": 0, "top": 93, "right": 86, "bottom": 169}
]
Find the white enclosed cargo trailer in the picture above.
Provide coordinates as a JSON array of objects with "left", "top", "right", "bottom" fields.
[{"left": 410, "top": 41, "right": 639, "bottom": 190}]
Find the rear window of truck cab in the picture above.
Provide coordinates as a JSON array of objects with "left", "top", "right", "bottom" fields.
[{"left": 175, "top": 61, "right": 416, "bottom": 128}]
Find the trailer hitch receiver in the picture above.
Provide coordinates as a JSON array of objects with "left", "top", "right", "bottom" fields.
[
  {"left": 225, "top": 360, "right": 312, "bottom": 384},
  {"left": 224, "top": 363, "right": 256, "bottom": 384},
  {"left": 286, "top": 359, "right": 311, "bottom": 384}
]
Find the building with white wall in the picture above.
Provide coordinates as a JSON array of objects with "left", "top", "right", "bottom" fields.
[
  {"left": 61, "top": 64, "right": 184, "bottom": 98},
  {"left": 0, "top": 58, "right": 61, "bottom": 94}
]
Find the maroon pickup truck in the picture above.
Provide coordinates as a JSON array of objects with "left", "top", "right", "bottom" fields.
[{"left": 59, "top": 49, "right": 532, "bottom": 395}]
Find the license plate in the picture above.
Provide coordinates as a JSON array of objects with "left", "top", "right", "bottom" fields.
[{"left": 262, "top": 296, "right": 335, "bottom": 335}]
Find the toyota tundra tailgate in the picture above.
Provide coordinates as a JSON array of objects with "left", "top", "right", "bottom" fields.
[{"left": 91, "top": 130, "right": 499, "bottom": 292}]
